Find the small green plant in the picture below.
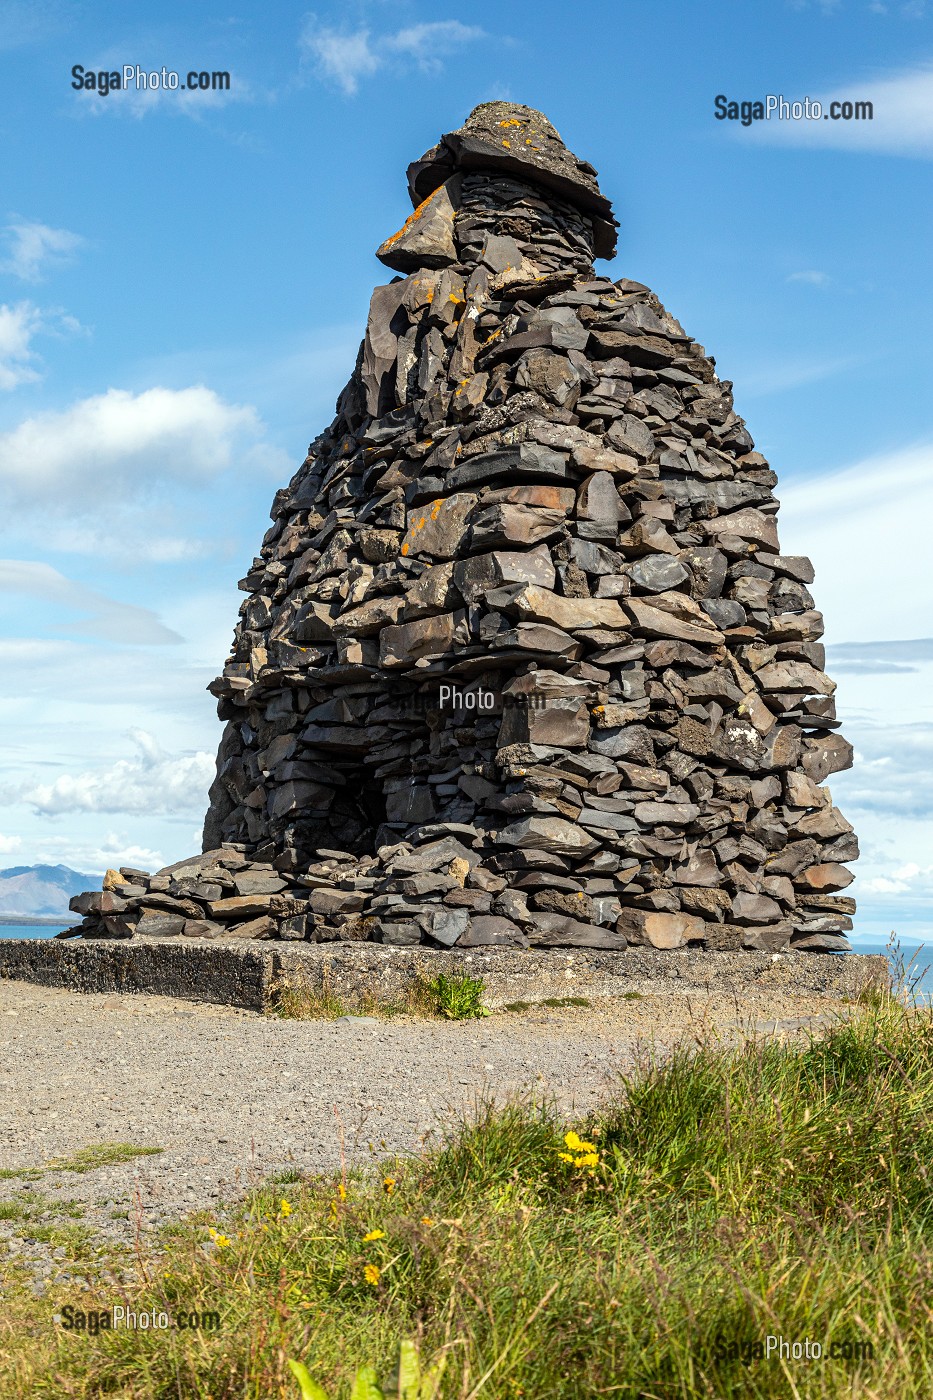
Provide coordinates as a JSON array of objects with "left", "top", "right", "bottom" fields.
[
  {"left": 541, "top": 995, "right": 590, "bottom": 1008},
  {"left": 289, "top": 1338, "right": 446, "bottom": 1399},
  {"left": 424, "top": 972, "right": 488, "bottom": 1019}
]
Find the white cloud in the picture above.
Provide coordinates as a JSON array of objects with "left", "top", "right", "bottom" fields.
[
  {"left": 863, "top": 875, "right": 910, "bottom": 893},
  {"left": 826, "top": 639, "right": 933, "bottom": 675},
  {"left": 26, "top": 832, "right": 167, "bottom": 876},
  {"left": 0, "top": 301, "right": 42, "bottom": 389},
  {"left": 1, "top": 219, "right": 84, "bottom": 282},
  {"left": 867, "top": 2, "right": 929, "bottom": 18},
  {"left": 383, "top": 21, "right": 487, "bottom": 71},
  {"left": 302, "top": 26, "right": 380, "bottom": 95},
  {"left": 837, "top": 719, "right": 933, "bottom": 819},
  {"left": 0, "top": 384, "right": 283, "bottom": 512},
  {"left": 0, "top": 833, "right": 22, "bottom": 854},
  {"left": 14, "top": 728, "right": 215, "bottom": 817},
  {"left": 734, "top": 352, "right": 858, "bottom": 397},
  {"left": 778, "top": 442, "right": 933, "bottom": 641},
  {"left": 775, "top": 438, "right": 933, "bottom": 940},
  {"left": 34, "top": 523, "right": 207, "bottom": 565},
  {"left": 0, "top": 560, "right": 183, "bottom": 644},
  {"left": 0, "top": 299, "right": 86, "bottom": 390},
  {"left": 0, "top": 630, "right": 219, "bottom": 712},
  {"left": 300, "top": 16, "right": 485, "bottom": 95},
  {"left": 747, "top": 61, "right": 933, "bottom": 156},
  {"left": 786, "top": 270, "right": 830, "bottom": 286},
  {"left": 78, "top": 83, "right": 252, "bottom": 121},
  {"left": 822, "top": 653, "right": 933, "bottom": 937}
]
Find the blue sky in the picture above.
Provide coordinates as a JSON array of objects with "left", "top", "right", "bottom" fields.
[{"left": 1, "top": 0, "right": 932, "bottom": 946}]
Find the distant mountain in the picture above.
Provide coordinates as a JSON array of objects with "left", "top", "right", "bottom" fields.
[{"left": 0, "top": 865, "right": 95, "bottom": 919}]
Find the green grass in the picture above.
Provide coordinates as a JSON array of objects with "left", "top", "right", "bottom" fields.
[
  {"left": 269, "top": 974, "right": 442, "bottom": 1021},
  {"left": 44, "top": 1143, "right": 164, "bottom": 1174},
  {"left": 424, "top": 972, "right": 488, "bottom": 1019},
  {"left": 0, "top": 1191, "right": 94, "bottom": 1261},
  {"left": 2, "top": 999, "right": 932, "bottom": 1397},
  {"left": 271, "top": 972, "right": 492, "bottom": 1022},
  {"left": 271, "top": 983, "right": 349, "bottom": 1020},
  {"left": 24, "top": 1221, "right": 93, "bottom": 1251},
  {"left": 0, "top": 1142, "right": 163, "bottom": 1182}
]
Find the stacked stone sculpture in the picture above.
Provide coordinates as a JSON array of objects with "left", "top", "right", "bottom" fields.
[{"left": 66, "top": 103, "right": 857, "bottom": 954}]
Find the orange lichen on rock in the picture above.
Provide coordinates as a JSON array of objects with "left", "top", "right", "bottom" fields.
[{"left": 380, "top": 193, "right": 434, "bottom": 250}]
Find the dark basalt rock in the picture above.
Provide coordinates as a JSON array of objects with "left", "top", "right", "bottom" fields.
[
  {"left": 405, "top": 101, "right": 618, "bottom": 259},
  {"left": 65, "top": 103, "right": 857, "bottom": 956}
]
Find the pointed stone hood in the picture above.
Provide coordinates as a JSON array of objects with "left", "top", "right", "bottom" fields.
[{"left": 405, "top": 102, "right": 618, "bottom": 259}]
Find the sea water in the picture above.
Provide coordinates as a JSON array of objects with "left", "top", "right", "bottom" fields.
[{"left": 0, "top": 924, "right": 68, "bottom": 939}]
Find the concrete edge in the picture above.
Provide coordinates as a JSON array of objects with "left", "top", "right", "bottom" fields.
[{"left": 0, "top": 938, "right": 889, "bottom": 1012}]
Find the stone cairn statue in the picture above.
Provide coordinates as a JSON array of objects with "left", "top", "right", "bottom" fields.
[{"left": 67, "top": 103, "right": 857, "bottom": 955}]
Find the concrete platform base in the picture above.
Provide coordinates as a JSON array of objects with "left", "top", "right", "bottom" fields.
[{"left": 0, "top": 938, "right": 888, "bottom": 1012}]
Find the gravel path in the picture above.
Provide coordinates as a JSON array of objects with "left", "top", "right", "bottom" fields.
[{"left": 0, "top": 979, "right": 846, "bottom": 1278}]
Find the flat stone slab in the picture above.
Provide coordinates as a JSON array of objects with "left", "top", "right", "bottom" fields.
[{"left": 0, "top": 938, "right": 887, "bottom": 1011}]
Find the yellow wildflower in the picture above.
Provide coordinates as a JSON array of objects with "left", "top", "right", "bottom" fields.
[
  {"left": 279, "top": 1199, "right": 292, "bottom": 1217},
  {"left": 564, "top": 1131, "right": 597, "bottom": 1155},
  {"left": 557, "top": 1152, "right": 574, "bottom": 1164},
  {"left": 383, "top": 1176, "right": 396, "bottom": 1195},
  {"left": 362, "top": 1229, "right": 385, "bottom": 1242},
  {"left": 208, "top": 1228, "right": 231, "bottom": 1248},
  {"left": 337, "top": 1183, "right": 347, "bottom": 1201},
  {"left": 420, "top": 1216, "right": 435, "bottom": 1226},
  {"left": 364, "top": 1264, "right": 381, "bottom": 1286}
]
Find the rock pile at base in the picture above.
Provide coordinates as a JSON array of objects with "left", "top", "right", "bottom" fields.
[{"left": 67, "top": 103, "right": 857, "bottom": 954}]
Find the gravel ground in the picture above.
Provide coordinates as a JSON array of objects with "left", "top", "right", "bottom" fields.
[{"left": 0, "top": 979, "right": 849, "bottom": 1285}]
